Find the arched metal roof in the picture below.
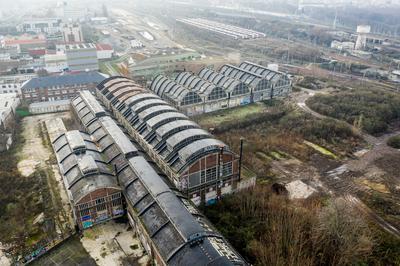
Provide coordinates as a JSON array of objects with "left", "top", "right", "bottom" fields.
[
  {"left": 239, "top": 61, "right": 290, "bottom": 84},
  {"left": 70, "top": 91, "right": 246, "bottom": 266},
  {"left": 198, "top": 68, "right": 249, "bottom": 95},
  {"left": 96, "top": 76, "right": 235, "bottom": 178},
  {"left": 150, "top": 75, "right": 203, "bottom": 106},
  {"left": 51, "top": 130, "right": 120, "bottom": 205}
]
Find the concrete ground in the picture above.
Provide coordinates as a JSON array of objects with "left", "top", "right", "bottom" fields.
[
  {"left": 81, "top": 221, "right": 149, "bottom": 266},
  {"left": 0, "top": 245, "right": 11, "bottom": 266},
  {"left": 17, "top": 112, "right": 71, "bottom": 177}
]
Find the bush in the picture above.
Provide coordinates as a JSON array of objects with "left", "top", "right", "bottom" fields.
[
  {"left": 202, "top": 187, "right": 375, "bottom": 265},
  {"left": 387, "top": 135, "right": 400, "bottom": 149},
  {"left": 307, "top": 89, "right": 400, "bottom": 135}
]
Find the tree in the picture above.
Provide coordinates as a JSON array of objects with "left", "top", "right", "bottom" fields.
[{"left": 36, "top": 69, "right": 49, "bottom": 77}]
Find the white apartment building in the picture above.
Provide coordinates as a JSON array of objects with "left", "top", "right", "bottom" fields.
[{"left": 62, "top": 23, "right": 83, "bottom": 43}]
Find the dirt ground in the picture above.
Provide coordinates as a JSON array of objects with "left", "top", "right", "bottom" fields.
[{"left": 81, "top": 221, "right": 149, "bottom": 266}]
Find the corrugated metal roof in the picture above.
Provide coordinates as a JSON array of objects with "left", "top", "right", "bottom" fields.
[
  {"left": 80, "top": 90, "right": 106, "bottom": 117},
  {"left": 71, "top": 79, "right": 247, "bottom": 265},
  {"left": 51, "top": 132, "right": 119, "bottom": 204},
  {"left": 99, "top": 116, "right": 138, "bottom": 157},
  {"left": 178, "top": 139, "right": 226, "bottom": 163},
  {"left": 166, "top": 128, "right": 211, "bottom": 150},
  {"left": 65, "top": 130, "right": 85, "bottom": 151}
]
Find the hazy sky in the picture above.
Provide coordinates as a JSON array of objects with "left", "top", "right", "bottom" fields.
[{"left": 1, "top": 0, "right": 400, "bottom": 12}]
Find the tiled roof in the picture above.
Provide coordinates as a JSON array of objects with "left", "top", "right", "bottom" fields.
[{"left": 96, "top": 43, "right": 113, "bottom": 51}]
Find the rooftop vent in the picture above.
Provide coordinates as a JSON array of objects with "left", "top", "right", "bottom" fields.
[{"left": 78, "top": 155, "right": 98, "bottom": 175}]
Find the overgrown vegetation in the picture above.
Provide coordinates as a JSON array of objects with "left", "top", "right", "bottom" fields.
[
  {"left": 202, "top": 186, "right": 400, "bottom": 266},
  {"left": 297, "top": 76, "right": 326, "bottom": 90},
  {"left": 0, "top": 117, "right": 57, "bottom": 256},
  {"left": 387, "top": 135, "right": 400, "bottom": 149},
  {"left": 197, "top": 103, "right": 361, "bottom": 178},
  {"left": 307, "top": 89, "right": 400, "bottom": 135}
]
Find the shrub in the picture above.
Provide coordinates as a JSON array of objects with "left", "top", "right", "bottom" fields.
[
  {"left": 387, "top": 135, "right": 400, "bottom": 149},
  {"left": 307, "top": 89, "right": 400, "bottom": 135}
]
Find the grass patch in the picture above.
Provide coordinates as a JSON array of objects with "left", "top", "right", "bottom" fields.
[
  {"left": 83, "top": 229, "right": 96, "bottom": 240},
  {"left": 304, "top": 140, "right": 338, "bottom": 159},
  {"left": 256, "top": 152, "right": 273, "bottom": 162},
  {"left": 16, "top": 107, "right": 31, "bottom": 118},
  {"left": 194, "top": 102, "right": 268, "bottom": 128},
  {"left": 270, "top": 151, "right": 285, "bottom": 160},
  {"left": 357, "top": 179, "right": 390, "bottom": 194},
  {"left": 241, "top": 167, "right": 256, "bottom": 179}
]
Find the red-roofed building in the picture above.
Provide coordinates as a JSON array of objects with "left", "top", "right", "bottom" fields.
[
  {"left": 28, "top": 49, "right": 46, "bottom": 58},
  {"left": 96, "top": 43, "right": 114, "bottom": 60},
  {"left": 2, "top": 37, "right": 47, "bottom": 53}
]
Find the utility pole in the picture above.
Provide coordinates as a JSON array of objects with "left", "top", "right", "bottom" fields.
[
  {"left": 238, "top": 137, "right": 244, "bottom": 182},
  {"left": 217, "top": 145, "right": 224, "bottom": 200}
]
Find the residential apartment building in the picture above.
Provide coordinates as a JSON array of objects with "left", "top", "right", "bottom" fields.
[
  {"left": 62, "top": 23, "right": 83, "bottom": 43},
  {"left": 0, "top": 73, "right": 37, "bottom": 94},
  {"left": 17, "top": 18, "right": 62, "bottom": 35},
  {"left": 66, "top": 43, "right": 99, "bottom": 71}
]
